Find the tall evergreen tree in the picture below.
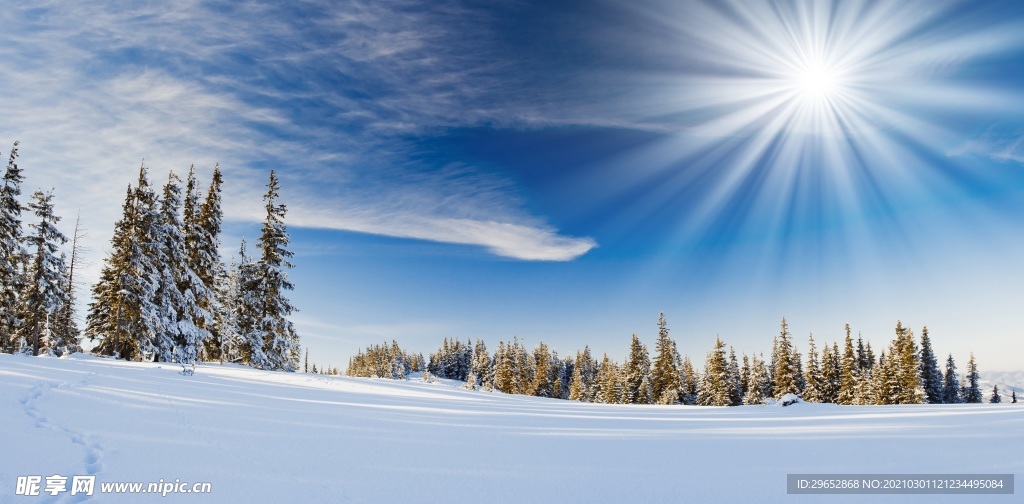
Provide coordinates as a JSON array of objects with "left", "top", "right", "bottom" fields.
[
  {"left": 819, "top": 342, "right": 840, "bottom": 403},
  {"left": 195, "top": 165, "right": 223, "bottom": 360},
  {"left": 48, "top": 213, "right": 85, "bottom": 356},
  {"left": 596, "top": 353, "right": 621, "bottom": 404},
  {"left": 251, "top": 170, "right": 299, "bottom": 371},
  {"left": 569, "top": 345, "right": 596, "bottom": 402},
  {"left": 650, "top": 313, "right": 683, "bottom": 405},
  {"left": 838, "top": 324, "right": 858, "bottom": 404},
  {"left": 87, "top": 166, "right": 161, "bottom": 361},
  {"left": 0, "top": 142, "right": 25, "bottom": 353},
  {"left": 803, "top": 333, "right": 824, "bottom": 402},
  {"left": 962, "top": 353, "right": 982, "bottom": 403},
  {"left": 742, "top": 353, "right": 768, "bottom": 405},
  {"left": 941, "top": 354, "right": 960, "bottom": 404},
  {"left": 918, "top": 326, "right": 943, "bottom": 404},
  {"left": 623, "top": 334, "right": 652, "bottom": 404},
  {"left": 16, "top": 190, "right": 68, "bottom": 355},
  {"left": 698, "top": 337, "right": 735, "bottom": 406},
  {"left": 772, "top": 318, "right": 799, "bottom": 399},
  {"left": 681, "top": 355, "right": 698, "bottom": 405},
  {"left": 531, "top": 341, "right": 554, "bottom": 397}
]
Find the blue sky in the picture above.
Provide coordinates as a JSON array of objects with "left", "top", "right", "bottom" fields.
[{"left": 3, "top": 0, "right": 1024, "bottom": 370}]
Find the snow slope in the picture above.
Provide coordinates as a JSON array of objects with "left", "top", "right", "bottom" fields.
[{"left": 2, "top": 353, "right": 1022, "bottom": 503}]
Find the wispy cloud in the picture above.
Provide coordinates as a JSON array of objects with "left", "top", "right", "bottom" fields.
[
  {"left": 0, "top": 0, "right": 597, "bottom": 273},
  {"left": 949, "top": 131, "right": 1024, "bottom": 164}
]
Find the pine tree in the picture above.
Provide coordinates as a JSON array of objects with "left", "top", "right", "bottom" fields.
[
  {"left": 466, "top": 339, "right": 492, "bottom": 390},
  {"left": 596, "top": 353, "right": 621, "bottom": 404},
  {"left": 819, "top": 342, "right": 840, "bottom": 403},
  {"left": 681, "top": 355, "right": 698, "bottom": 405},
  {"left": 803, "top": 333, "right": 824, "bottom": 403},
  {"left": 941, "top": 354, "right": 960, "bottom": 404},
  {"left": 727, "top": 346, "right": 743, "bottom": 406},
  {"left": 698, "top": 337, "right": 735, "bottom": 406},
  {"left": 772, "top": 318, "right": 799, "bottom": 399},
  {"left": 962, "top": 353, "right": 982, "bottom": 403},
  {"left": 195, "top": 165, "right": 223, "bottom": 360},
  {"left": 623, "top": 334, "right": 652, "bottom": 404},
  {"left": 0, "top": 142, "right": 25, "bottom": 353},
  {"left": 234, "top": 239, "right": 266, "bottom": 367},
  {"left": 531, "top": 341, "right": 554, "bottom": 397},
  {"left": 569, "top": 346, "right": 596, "bottom": 402},
  {"left": 650, "top": 313, "right": 683, "bottom": 405},
  {"left": 16, "top": 190, "right": 68, "bottom": 355},
  {"left": 837, "top": 323, "right": 858, "bottom": 404},
  {"left": 251, "top": 170, "right": 299, "bottom": 371},
  {"left": 742, "top": 353, "right": 768, "bottom": 405},
  {"left": 493, "top": 341, "right": 513, "bottom": 393},
  {"left": 989, "top": 385, "right": 1001, "bottom": 404},
  {"left": 918, "top": 326, "right": 942, "bottom": 404}
]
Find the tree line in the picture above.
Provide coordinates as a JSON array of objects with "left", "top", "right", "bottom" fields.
[
  {"left": 0, "top": 141, "right": 300, "bottom": 371},
  {"left": 347, "top": 314, "right": 1010, "bottom": 406}
]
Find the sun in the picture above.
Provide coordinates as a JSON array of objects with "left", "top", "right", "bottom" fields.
[{"left": 792, "top": 59, "right": 843, "bottom": 102}]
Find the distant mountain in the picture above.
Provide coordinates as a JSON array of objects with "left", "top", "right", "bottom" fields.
[{"left": 978, "top": 371, "right": 1024, "bottom": 403}]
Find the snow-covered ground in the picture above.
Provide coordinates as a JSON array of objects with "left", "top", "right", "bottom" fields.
[{"left": 2, "top": 353, "right": 1022, "bottom": 503}]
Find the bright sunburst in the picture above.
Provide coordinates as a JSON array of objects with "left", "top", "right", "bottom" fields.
[{"left": 793, "top": 60, "right": 841, "bottom": 101}]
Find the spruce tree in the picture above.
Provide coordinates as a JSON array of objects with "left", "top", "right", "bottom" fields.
[
  {"left": 727, "top": 346, "right": 743, "bottom": 405},
  {"left": 195, "top": 165, "right": 224, "bottom": 360},
  {"left": 251, "top": 170, "right": 299, "bottom": 371},
  {"left": 531, "top": 341, "right": 554, "bottom": 397},
  {"left": 697, "top": 337, "right": 735, "bottom": 406},
  {"left": 623, "top": 334, "right": 652, "bottom": 404},
  {"left": 48, "top": 214, "right": 84, "bottom": 355},
  {"left": 918, "top": 326, "right": 942, "bottom": 404},
  {"left": 596, "top": 353, "right": 620, "bottom": 404},
  {"left": 803, "top": 333, "right": 824, "bottom": 403},
  {"left": 16, "top": 190, "right": 68, "bottom": 355},
  {"left": 681, "top": 355, "right": 698, "bottom": 405},
  {"left": 569, "top": 346, "right": 596, "bottom": 402},
  {"left": 941, "top": 354, "right": 960, "bottom": 404},
  {"left": 838, "top": 324, "right": 858, "bottom": 404},
  {"left": 963, "top": 353, "right": 982, "bottom": 403},
  {"left": 650, "top": 313, "right": 683, "bottom": 405},
  {"left": 0, "top": 142, "right": 25, "bottom": 353},
  {"left": 819, "top": 342, "right": 840, "bottom": 403},
  {"left": 742, "top": 354, "right": 768, "bottom": 405},
  {"left": 772, "top": 318, "right": 799, "bottom": 399},
  {"left": 989, "top": 385, "right": 1001, "bottom": 404}
]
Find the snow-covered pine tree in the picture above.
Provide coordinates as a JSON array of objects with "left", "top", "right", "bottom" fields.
[
  {"left": 555, "top": 356, "right": 573, "bottom": 399},
  {"left": 531, "top": 341, "right": 554, "bottom": 397},
  {"left": 596, "top": 353, "right": 620, "bottom": 404},
  {"left": 0, "top": 142, "right": 25, "bottom": 353},
  {"left": 513, "top": 336, "right": 533, "bottom": 394},
  {"left": 918, "top": 326, "right": 942, "bottom": 404},
  {"left": 727, "top": 346, "right": 742, "bottom": 406},
  {"left": 697, "top": 337, "right": 735, "bottom": 406},
  {"left": 190, "top": 165, "right": 222, "bottom": 361},
  {"left": 819, "top": 342, "right": 840, "bottom": 403},
  {"left": 962, "top": 353, "right": 982, "bottom": 403},
  {"left": 152, "top": 172, "right": 206, "bottom": 363},
  {"left": 892, "top": 322, "right": 923, "bottom": 404},
  {"left": 466, "top": 339, "right": 491, "bottom": 390},
  {"left": 681, "top": 355, "right": 698, "bottom": 405},
  {"left": 990, "top": 385, "right": 1001, "bottom": 403},
  {"left": 233, "top": 239, "right": 267, "bottom": 367},
  {"left": 252, "top": 170, "right": 299, "bottom": 371},
  {"left": 493, "top": 341, "right": 512, "bottom": 393},
  {"left": 87, "top": 166, "right": 161, "bottom": 361},
  {"left": 569, "top": 345, "right": 596, "bottom": 402},
  {"left": 837, "top": 324, "right": 858, "bottom": 404},
  {"left": 650, "top": 313, "right": 683, "bottom": 405},
  {"left": 16, "top": 190, "right": 68, "bottom": 355},
  {"left": 742, "top": 353, "right": 768, "bottom": 405},
  {"left": 623, "top": 334, "right": 652, "bottom": 404},
  {"left": 772, "top": 318, "right": 799, "bottom": 399},
  {"left": 803, "top": 333, "right": 824, "bottom": 403}
]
